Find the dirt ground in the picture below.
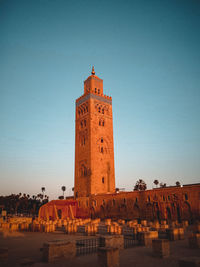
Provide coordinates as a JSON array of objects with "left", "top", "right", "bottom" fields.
[{"left": 0, "top": 230, "right": 199, "bottom": 267}]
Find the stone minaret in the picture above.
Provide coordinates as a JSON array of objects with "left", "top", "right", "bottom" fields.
[{"left": 74, "top": 67, "right": 115, "bottom": 197}]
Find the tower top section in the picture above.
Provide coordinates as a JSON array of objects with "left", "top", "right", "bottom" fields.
[
  {"left": 84, "top": 66, "right": 103, "bottom": 95},
  {"left": 91, "top": 66, "right": 95, "bottom": 75}
]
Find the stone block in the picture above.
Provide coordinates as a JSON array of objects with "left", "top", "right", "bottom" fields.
[
  {"left": 153, "top": 221, "right": 160, "bottom": 229},
  {"left": 43, "top": 240, "right": 76, "bottom": 262},
  {"left": 138, "top": 231, "right": 158, "bottom": 247},
  {"left": 100, "top": 235, "right": 124, "bottom": 250},
  {"left": 166, "top": 228, "right": 179, "bottom": 241},
  {"left": 178, "top": 228, "right": 185, "bottom": 240},
  {"left": 105, "top": 219, "right": 112, "bottom": 226},
  {"left": 182, "top": 221, "right": 189, "bottom": 228},
  {"left": 188, "top": 233, "right": 200, "bottom": 249},
  {"left": 152, "top": 239, "right": 170, "bottom": 258},
  {"left": 141, "top": 220, "right": 147, "bottom": 226},
  {"left": 98, "top": 247, "right": 119, "bottom": 267},
  {"left": 179, "top": 257, "right": 200, "bottom": 267}
]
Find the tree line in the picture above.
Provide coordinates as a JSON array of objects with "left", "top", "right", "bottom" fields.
[{"left": 0, "top": 188, "right": 49, "bottom": 216}]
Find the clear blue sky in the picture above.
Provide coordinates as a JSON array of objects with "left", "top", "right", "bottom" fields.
[{"left": 0, "top": 0, "right": 200, "bottom": 200}]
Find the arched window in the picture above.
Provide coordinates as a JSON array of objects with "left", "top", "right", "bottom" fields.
[
  {"left": 102, "top": 109, "right": 104, "bottom": 114},
  {"left": 102, "top": 121, "right": 104, "bottom": 126},
  {"left": 101, "top": 147, "right": 103, "bottom": 153},
  {"left": 185, "top": 193, "right": 188, "bottom": 200},
  {"left": 99, "top": 120, "right": 101, "bottom": 126},
  {"left": 84, "top": 119, "right": 86, "bottom": 126},
  {"left": 95, "top": 88, "right": 97, "bottom": 93},
  {"left": 84, "top": 166, "right": 87, "bottom": 176},
  {"left": 102, "top": 177, "right": 104, "bottom": 184},
  {"left": 98, "top": 89, "right": 100, "bottom": 94},
  {"left": 81, "top": 121, "right": 83, "bottom": 128},
  {"left": 101, "top": 138, "right": 103, "bottom": 143},
  {"left": 98, "top": 107, "right": 101, "bottom": 113}
]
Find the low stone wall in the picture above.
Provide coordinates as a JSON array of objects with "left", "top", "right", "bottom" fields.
[
  {"left": 138, "top": 230, "right": 158, "bottom": 247},
  {"left": 152, "top": 239, "right": 170, "bottom": 258},
  {"left": 100, "top": 235, "right": 124, "bottom": 250},
  {"left": 98, "top": 247, "right": 119, "bottom": 267},
  {"left": 43, "top": 240, "right": 76, "bottom": 262}
]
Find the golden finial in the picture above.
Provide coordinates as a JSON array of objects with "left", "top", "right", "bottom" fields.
[{"left": 91, "top": 66, "right": 95, "bottom": 75}]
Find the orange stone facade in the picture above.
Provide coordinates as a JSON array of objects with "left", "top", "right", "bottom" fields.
[
  {"left": 74, "top": 67, "right": 115, "bottom": 198},
  {"left": 72, "top": 68, "right": 200, "bottom": 222},
  {"left": 77, "top": 184, "right": 200, "bottom": 222}
]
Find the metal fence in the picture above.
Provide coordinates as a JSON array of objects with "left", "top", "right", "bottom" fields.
[
  {"left": 76, "top": 234, "right": 138, "bottom": 256},
  {"left": 124, "top": 235, "right": 138, "bottom": 248},
  {"left": 76, "top": 238, "right": 100, "bottom": 256}
]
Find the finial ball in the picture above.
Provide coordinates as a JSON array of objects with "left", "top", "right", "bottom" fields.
[{"left": 91, "top": 66, "right": 95, "bottom": 75}]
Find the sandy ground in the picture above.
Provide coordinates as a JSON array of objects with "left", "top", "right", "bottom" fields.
[{"left": 0, "top": 230, "right": 199, "bottom": 267}]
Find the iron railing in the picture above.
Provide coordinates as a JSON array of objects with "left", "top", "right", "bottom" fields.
[
  {"left": 124, "top": 235, "right": 138, "bottom": 248},
  {"left": 76, "top": 232, "right": 138, "bottom": 256},
  {"left": 76, "top": 237, "right": 100, "bottom": 256}
]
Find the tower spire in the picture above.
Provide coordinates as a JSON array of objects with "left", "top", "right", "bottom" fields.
[{"left": 91, "top": 66, "right": 95, "bottom": 75}]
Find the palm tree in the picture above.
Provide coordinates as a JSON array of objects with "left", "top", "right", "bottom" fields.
[
  {"left": 175, "top": 181, "right": 181, "bottom": 187},
  {"left": 153, "top": 180, "right": 159, "bottom": 188},
  {"left": 41, "top": 187, "right": 45, "bottom": 197},
  {"left": 134, "top": 179, "right": 147, "bottom": 191},
  {"left": 61, "top": 186, "right": 66, "bottom": 198}
]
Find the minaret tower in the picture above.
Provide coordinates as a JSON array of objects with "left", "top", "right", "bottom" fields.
[{"left": 74, "top": 67, "right": 115, "bottom": 197}]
